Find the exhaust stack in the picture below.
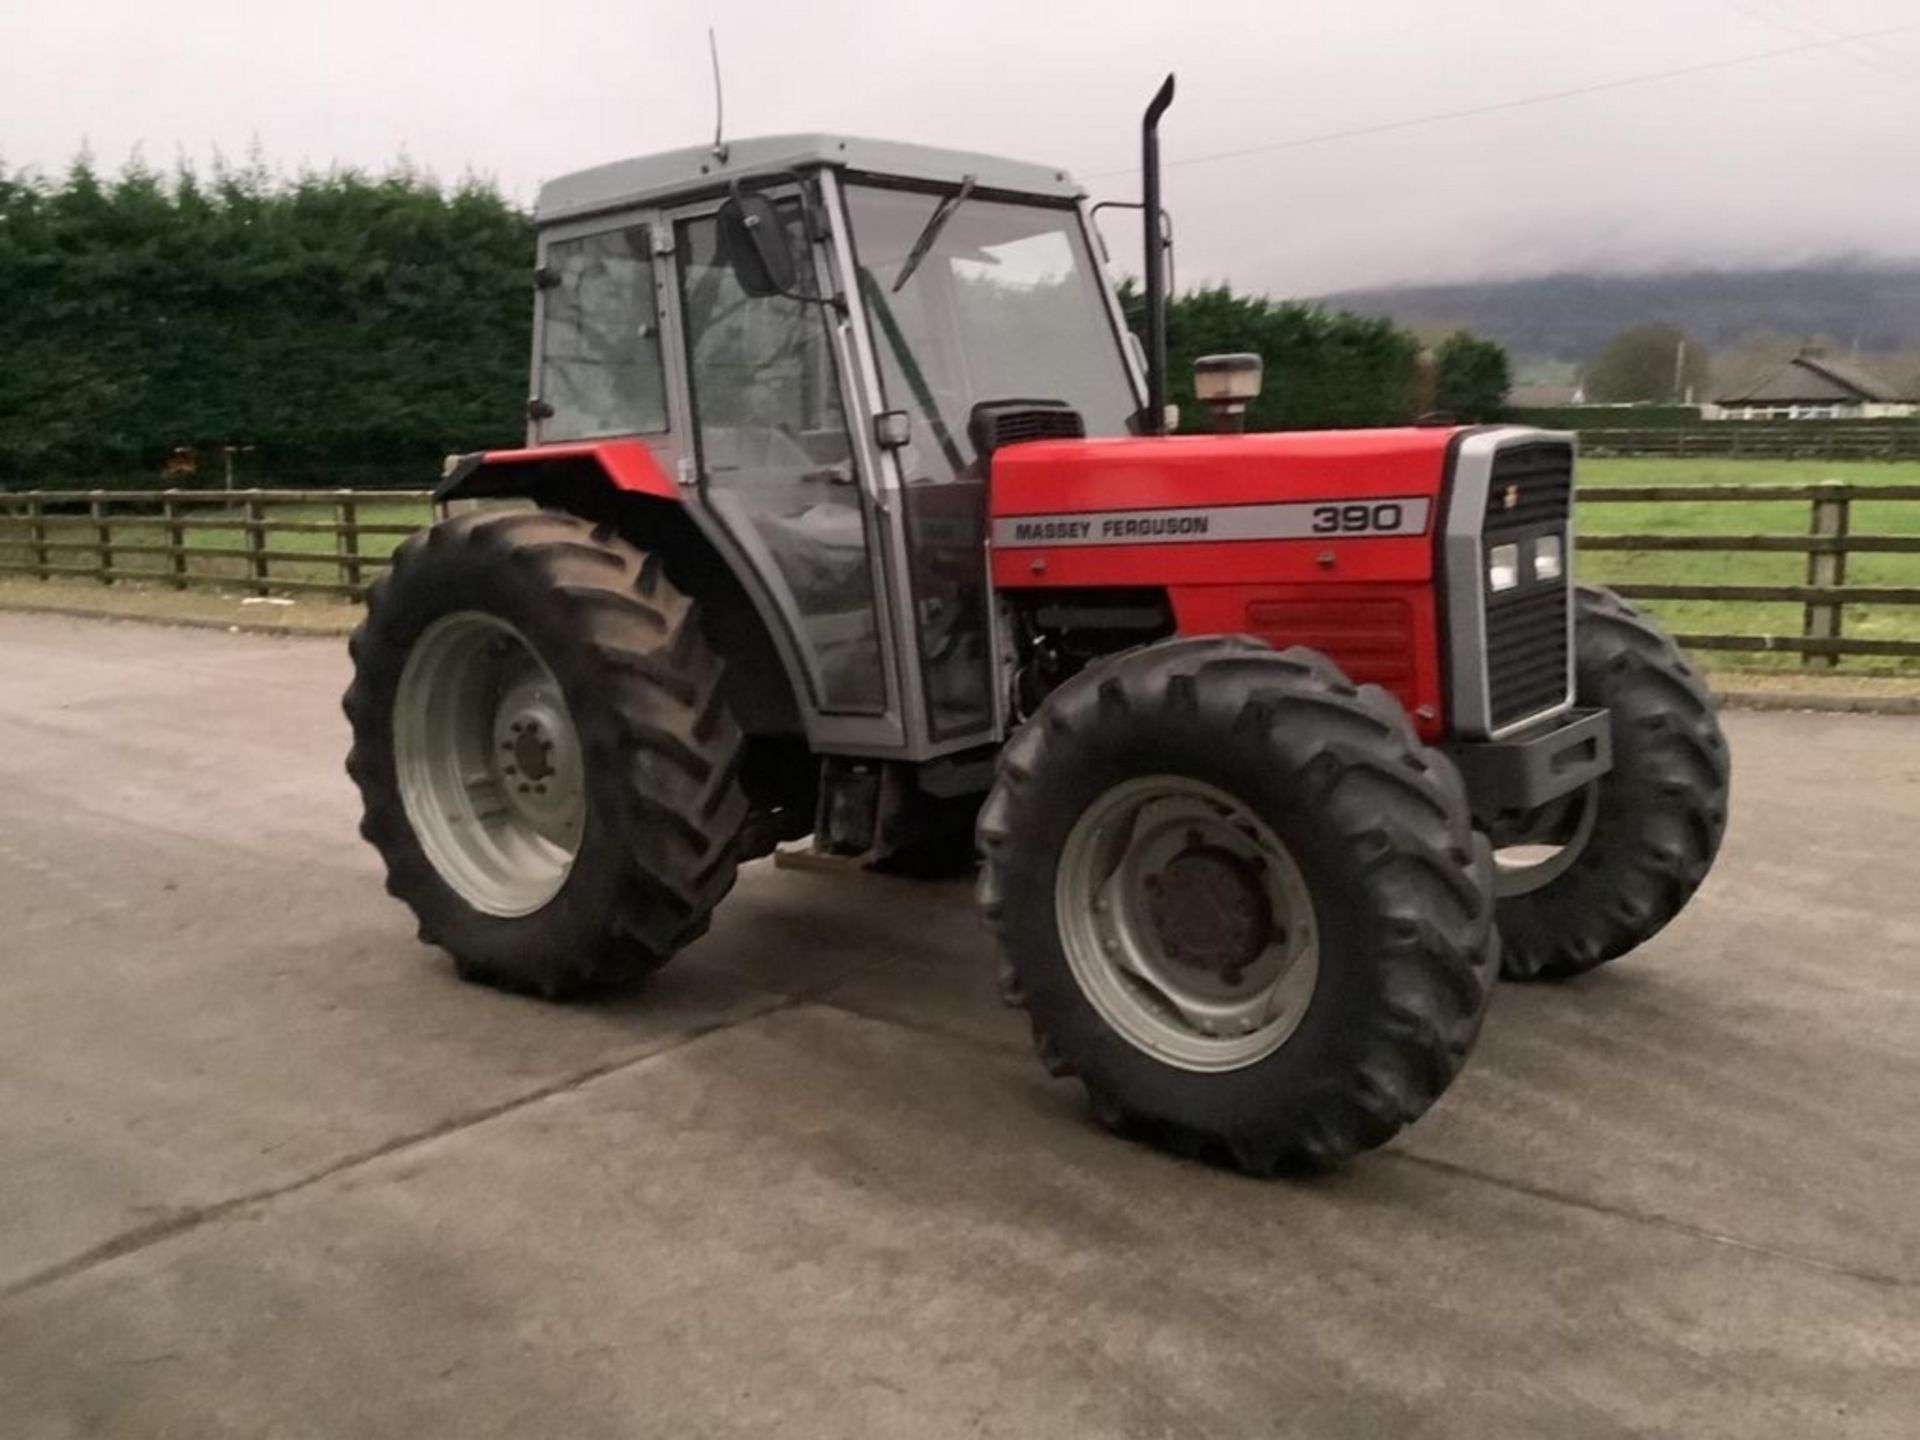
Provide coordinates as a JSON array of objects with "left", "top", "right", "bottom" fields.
[{"left": 1141, "top": 74, "right": 1175, "bottom": 436}]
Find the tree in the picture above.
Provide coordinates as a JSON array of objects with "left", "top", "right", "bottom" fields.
[
  {"left": 1582, "top": 324, "right": 1711, "bottom": 404},
  {"left": 1120, "top": 281, "right": 1429, "bottom": 431},
  {"left": 1433, "top": 331, "right": 1510, "bottom": 421}
]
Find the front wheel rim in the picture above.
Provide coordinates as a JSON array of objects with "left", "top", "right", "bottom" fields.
[
  {"left": 1055, "top": 775, "right": 1321, "bottom": 1074},
  {"left": 394, "top": 612, "right": 586, "bottom": 917},
  {"left": 1492, "top": 783, "right": 1599, "bottom": 898}
]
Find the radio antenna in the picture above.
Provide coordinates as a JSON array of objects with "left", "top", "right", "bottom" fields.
[{"left": 708, "top": 28, "right": 728, "bottom": 163}]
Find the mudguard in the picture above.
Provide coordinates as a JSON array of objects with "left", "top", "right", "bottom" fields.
[{"left": 436, "top": 441, "right": 681, "bottom": 504}]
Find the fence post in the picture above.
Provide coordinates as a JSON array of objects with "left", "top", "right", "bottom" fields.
[
  {"left": 1802, "top": 480, "right": 1851, "bottom": 669},
  {"left": 89, "top": 494, "right": 112, "bottom": 585},
  {"left": 27, "top": 493, "right": 49, "bottom": 579},
  {"left": 162, "top": 490, "right": 188, "bottom": 590},
  {"left": 335, "top": 492, "right": 362, "bottom": 596},
  {"left": 244, "top": 491, "right": 269, "bottom": 595}
]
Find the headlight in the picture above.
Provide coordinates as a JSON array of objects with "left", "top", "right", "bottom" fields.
[
  {"left": 1488, "top": 543, "right": 1520, "bottom": 593},
  {"left": 1534, "top": 533, "right": 1563, "bottom": 581}
]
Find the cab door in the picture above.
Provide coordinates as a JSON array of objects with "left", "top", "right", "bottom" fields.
[{"left": 668, "top": 197, "right": 898, "bottom": 733}]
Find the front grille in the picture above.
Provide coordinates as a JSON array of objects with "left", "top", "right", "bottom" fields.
[
  {"left": 1481, "top": 441, "right": 1573, "bottom": 729},
  {"left": 1485, "top": 587, "right": 1569, "bottom": 729},
  {"left": 1485, "top": 442, "right": 1573, "bottom": 533}
]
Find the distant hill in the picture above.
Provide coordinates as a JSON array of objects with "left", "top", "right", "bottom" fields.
[{"left": 1325, "top": 263, "right": 1920, "bottom": 364}]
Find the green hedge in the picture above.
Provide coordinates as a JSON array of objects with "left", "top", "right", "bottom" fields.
[{"left": 0, "top": 160, "right": 531, "bottom": 491}]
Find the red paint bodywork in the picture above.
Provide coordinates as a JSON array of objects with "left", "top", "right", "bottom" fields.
[
  {"left": 990, "top": 429, "right": 1460, "bottom": 739},
  {"left": 469, "top": 440, "right": 680, "bottom": 500}
]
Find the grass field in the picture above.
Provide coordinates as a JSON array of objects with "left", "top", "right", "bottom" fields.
[
  {"left": 4, "top": 458, "right": 1919, "bottom": 672},
  {"left": 0, "top": 500, "right": 433, "bottom": 590},
  {"left": 1576, "top": 458, "right": 1920, "bottom": 669}
]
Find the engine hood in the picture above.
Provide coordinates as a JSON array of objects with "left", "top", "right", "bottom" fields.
[{"left": 988, "top": 427, "right": 1465, "bottom": 589}]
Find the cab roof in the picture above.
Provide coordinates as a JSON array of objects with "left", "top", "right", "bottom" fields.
[{"left": 535, "top": 134, "right": 1084, "bottom": 224}]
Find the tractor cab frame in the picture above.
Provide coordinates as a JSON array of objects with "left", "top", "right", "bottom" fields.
[{"left": 447, "top": 135, "right": 1146, "bottom": 764}]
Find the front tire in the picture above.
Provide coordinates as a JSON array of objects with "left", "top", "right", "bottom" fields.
[
  {"left": 979, "top": 637, "right": 1499, "bottom": 1172},
  {"left": 345, "top": 511, "right": 748, "bottom": 998},
  {"left": 1493, "top": 585, "right": 1731, "bottom": 980}
]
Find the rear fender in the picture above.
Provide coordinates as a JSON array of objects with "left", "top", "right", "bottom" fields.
[
  {"left": 435, "top": 440, "right": 682, "bottom": 507},
  {"left": 435, "top": 442, "right": 804, "bottom": 738}
]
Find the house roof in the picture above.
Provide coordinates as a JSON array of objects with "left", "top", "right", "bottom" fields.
[
  {"left": 537, "top": 135, "right": 1081, "bottom": 224},
  {"left": 1720, "top": 351, "right": 1910, "bottom": 405},
  {"left": 1507, "top": 383, "right": 1581, "bottom": 408}
]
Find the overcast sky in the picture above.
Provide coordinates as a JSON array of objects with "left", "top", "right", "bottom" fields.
[{"left": 4, "top": 0, "right": 1917, "bottom": 294}]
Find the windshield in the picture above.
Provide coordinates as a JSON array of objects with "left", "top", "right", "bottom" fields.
[{"left": 844, "top": 186, "right": 1137, "bottom": 449}]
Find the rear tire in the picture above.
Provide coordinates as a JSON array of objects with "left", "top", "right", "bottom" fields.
[
  {"left": 978, "top": 637, "right": 1499, "bottom": 1172},
  {"left": 1493, "top": 585, "right": 1730, "bottom": 980},
  {"left": 345, "top": 511, "right": 747, "bottom": 998}
]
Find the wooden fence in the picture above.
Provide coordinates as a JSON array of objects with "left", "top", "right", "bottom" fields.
[
  {"left": 0, "top": 489, "right": 430, "bottom": 599},
  {"left": 1581, "top": 426, "right": 1920, "bottom": 460},
  {"left": 3, "top": 482, "right": 1918, "bottom": 669},
  {"left": 1580, "top": 480, "right": 1920, "bottom": 666}
]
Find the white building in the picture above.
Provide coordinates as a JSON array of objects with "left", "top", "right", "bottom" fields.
[{"left": 1704, "top": 348, "right": 1918, "bottom": 421}]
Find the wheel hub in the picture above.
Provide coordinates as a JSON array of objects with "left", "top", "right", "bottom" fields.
[
  {"left": 1146, "top": 845, "right": 1273, "bottom": 986},
  {"left": 508, "top": 723, "right": 554, "bottom": 784},
  {"left": 491, "top": 677, "right": 583, "bottom": 844}
]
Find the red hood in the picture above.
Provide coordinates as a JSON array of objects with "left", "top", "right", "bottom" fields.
[{"left": 989, "top": 428, "right": 1459, "bottom": 516}]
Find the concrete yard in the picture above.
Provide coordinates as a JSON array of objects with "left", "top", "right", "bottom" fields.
[{"left": 0, "top": 610, "right": 1915, "bottom": 1438}]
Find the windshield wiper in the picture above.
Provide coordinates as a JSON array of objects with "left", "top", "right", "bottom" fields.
[{"left": 891, "top": 175, "right": 976, "bottom": 293}]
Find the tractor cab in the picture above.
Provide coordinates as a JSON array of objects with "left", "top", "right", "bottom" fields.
[{"left": 490, "top": 135, "right": 1143, "bottom": 760}]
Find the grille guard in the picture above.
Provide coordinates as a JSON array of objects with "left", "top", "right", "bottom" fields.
[{"left": 1447, "top": 707, "right": 1613, "bottom": 824}]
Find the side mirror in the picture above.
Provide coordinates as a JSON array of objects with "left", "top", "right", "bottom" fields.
[{"left": 717, "top": 192, "right": 798, "bottom": 298}]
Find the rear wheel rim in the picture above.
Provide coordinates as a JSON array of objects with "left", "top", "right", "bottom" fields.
[
  {"left": 1056, "top": 775, "right": 1320, "bottom": 1074},
  {"left": 394, "top": 612, "right": 585, "bottom": 917}
]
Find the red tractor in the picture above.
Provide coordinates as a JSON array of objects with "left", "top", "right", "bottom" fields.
[{"left": 346, "top": 80, "right": 1729, "bottom": 1170}]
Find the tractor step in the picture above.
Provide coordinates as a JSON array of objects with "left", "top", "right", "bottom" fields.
[{"left": 771, "top": 840, "right": 874, "bottom": 874}]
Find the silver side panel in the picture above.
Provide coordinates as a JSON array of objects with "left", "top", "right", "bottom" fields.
[{"left": 1443, "top": 427, "right": 1578, "bottom": 741}]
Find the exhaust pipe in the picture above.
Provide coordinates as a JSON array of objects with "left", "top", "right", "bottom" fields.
[{"left": 1141, "top": 73, "right": 1175, "bottom": 437}]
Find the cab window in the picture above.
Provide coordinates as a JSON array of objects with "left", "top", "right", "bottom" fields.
[{"left": 538, "top": 225, "right": 669, "bottom": 441}]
